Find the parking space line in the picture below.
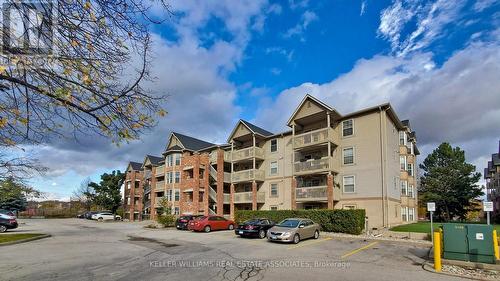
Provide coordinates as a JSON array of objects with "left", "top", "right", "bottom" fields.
[
  {"left": 286, "top": 237, "right": 332, "bottom": 250},
  {"left": 341, "top": 241, "right": 378, "bottom": 259}
]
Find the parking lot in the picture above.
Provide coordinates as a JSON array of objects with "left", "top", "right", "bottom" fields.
[{"left": 0, "top": 219, "right": 467, "bottom": 281}]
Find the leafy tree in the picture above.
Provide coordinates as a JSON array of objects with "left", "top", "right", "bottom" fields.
[
  {"left": 419, "top": 143, "right": 482, "bottom": 221},
  {"left": 0, "top": 1, "right": 171, "bottom": 180},
  {"left": 0, "top": 177, "right": 41, "bottom": 212},
  {"left": 89, "top": 171, "right": 124, "bottom": 213}
]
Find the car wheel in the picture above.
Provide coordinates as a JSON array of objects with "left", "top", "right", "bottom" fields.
[
  {"left": 98, "top": 217, "right": 103, "bottom": 222},
  {"left": 0, "top": 225, "right": 7, "bottom": 233},
  {"left": 293, "top": 234, "right": 300, "bottom": 244},
  {"left": 204, "top": 225, "right": 211, "bottom": 233},
  {"left": 258, "top": 230, "right": 266, "bottom": 239},
  {"left": 314, "top": 230, "right": 319, "bottom": 239},
  {"left": 228, "top": 224, "right": 234, "bottom": 230}
]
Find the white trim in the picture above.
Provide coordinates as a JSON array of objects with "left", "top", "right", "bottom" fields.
[
  {"left": 270, "top": 161, "right": 278, "bottom": 175},
  {"left": 342, "top": 146, "right": 355, "bottom": 165},
  {"left": 342, "top": 175, "right": 356, "bottom": 193},
  {"left": 342, "top": 119, "right": 354, "bottom": 137}
]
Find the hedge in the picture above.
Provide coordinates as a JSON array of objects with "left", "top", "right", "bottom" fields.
[{"left": 235, "top": 209, "right": 366, "bottom": 235}]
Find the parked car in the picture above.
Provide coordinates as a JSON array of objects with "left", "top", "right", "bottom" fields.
[
  {"left": 0, "top": 209, "right": 15, "bottom": 217},
  {"left": 91, "top": 212, "right": 121, "bottom": 222},
  {"left": 188, "top": 215, "right": 235, "bottom": 232},
  {"left": 176, "top": 215, "right": 203, "bottom": 230},
  {"left": 0, "top": 213, "right": 18, "bottom": 233},
  {"left": 267, "top": 218, "right": 320, "bottom": 244},
  {"left": 76, "top": 213, "right": 85, "bottom": 219},
  {"left": 235, "top": 218, "right": 275, "bottom": 238},
  {"left": 84, "top": 211, "right": 98, "bottom": 220}
]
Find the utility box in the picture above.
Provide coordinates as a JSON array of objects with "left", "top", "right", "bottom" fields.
[{"left": 442, "top": 223, "right": 495, "bottom": 264}]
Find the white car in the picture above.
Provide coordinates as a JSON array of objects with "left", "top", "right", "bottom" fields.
[{"left": 91, "top": 212, "right": 121, "bottom": 221}]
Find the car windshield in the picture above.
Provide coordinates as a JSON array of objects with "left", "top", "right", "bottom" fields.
[
  {"left": 195, "top": 216, "right": 206, "bottom": 220},
  {"left": 277, "top": 219, "right": 300, "bottom": 228},
  {"left": 243, "top": 219, "right": 260, "bottom": 224},
  {"left": 0, "top": 213, "right": 13, "bottom": 219}
]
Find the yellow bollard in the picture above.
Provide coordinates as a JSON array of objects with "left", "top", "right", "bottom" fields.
[
  {"left": 494, "top": 230, "right": 499, "bottom": 260},
  {"left": 433, "top": 231, "right": 442, "bottom": 272}
]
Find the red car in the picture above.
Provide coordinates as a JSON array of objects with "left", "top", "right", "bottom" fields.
[{"left": 188, "top": 215, "right": 235, "bottom": 232}]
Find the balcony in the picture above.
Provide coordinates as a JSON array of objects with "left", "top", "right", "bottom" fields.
[
  {"left": 294, "top": 157, "right": 333, "bottom": 175},
  {"left": 223, "top": 193, "right": 230, "bottom": 204},
  {"left": 296, "top": 186, "right": 327, "bottom": 202},
  {"left": 155, "top": 181, "right": 164, "bottom": 192},
  {"left": 234, "top": 191, "right": 265, "bottom": 204},
  {"left": 231, "top": 169, "right": 265, "bottom": 183},
  {"left": 144, "top": 170, "right": 152, "bottom": 179},
  {"left": 155, "top": 165, "right": 165, "bottom": 176},
  {"left": 294, "top": 127, "right": 338, "bottom": 150},
  {"left": 232, "top": 146, "right": 264, "bottom": 162}
]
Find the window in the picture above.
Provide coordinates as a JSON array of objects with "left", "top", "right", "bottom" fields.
[
  {"left": 166, "top": 172, "right": 173, "bottom": 184},
  {"left": 174, "top": 189, "right": 180, "bottom": 201},
  {"left": 270, "top": 206, "right": 278, "bottom": 210},
  {"left": 408, "top": 208, "right": 415, "bottom": 221},
  {"left": 270, "top": 183, "right": 278, "bottom": 197},
  {"left": 166, "top": 189, "right": 172, "bottom": 201},
  {"left": 401, "top": 180, "right": 408, "bottom": 196},
  {"left": 270, "top": 139, "right": 278, "bottom": 152},
  {"left": 174, "top": 207, "right": 179, "bottom": 215},
  {"left": 127, "top": 181, "right": 131, "bottom": 189},
  {"left": 175, "top": 154, "right": 181, "bottom": 165},
  {"left": 166, "top": 155, "right": 173, "bottom": 167},
  {"left": 343, "top": 147, "right": 354, "bottom": 165},
  {"left": 401, "top": 207, "right": 408, "bottom": 221},
  {"left": 400, "top": 156, "right": 407, "bottom": 171},
  {"left": 270, "top": 161, "right": 278, "bottom": 175},
  {"left": 407, "top": 163, "right": 414, "bottom": 176},
  {"left": 399, "top": 131, "right": 406, "bottom": 145},
  {"left": 343, "top": 205, "right": 356, "bottom": 210},
  {"left": 408, "top": 185, "right": 414, "bottom": 198},
  {"left": 175, "top": 172, "right": 180, "bottom": 183},
  {"left": 343, "top": 175, "right": 355, "bottom": 193},
  {"left": 127, "top": 197, "right": 130, "bottom": 204},
  {"left": 342, "top": 119, "right": 354, "bottom": 137}
]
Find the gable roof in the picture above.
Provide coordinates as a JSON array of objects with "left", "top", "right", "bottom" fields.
[
  {"left": 171, "top": 132, "right": 215, "bottom": 151},
  {"left": 287, "top": 94, "right": 341, "bottom": 126},
  {"left": 227, "top": 119, "right": 274, "bottom": 142},
  {"left": 143, "top": 155, "right": 163, "bottom": 167},
  {"left": 128, "top": 161, "right": 143, "bottom": 171},
  {"left": 240, "top": 120, "right": 274, "bottom": 137}
]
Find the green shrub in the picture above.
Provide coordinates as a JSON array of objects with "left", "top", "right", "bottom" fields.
[
  {"left": 235, "top": 209, "right": 366, "bottom": 235},
  {"left": 156, "top": 214, "right": 176, "bottom": 227}
]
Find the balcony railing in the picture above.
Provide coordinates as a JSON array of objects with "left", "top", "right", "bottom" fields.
[
  {"left": 144, "top": 170, "right": 152, "bottom": 179},
  {"left": 155, "top": 165, "right": 165, "bottom": 176},
  {"left": 294, "top": 157, "right": 332, "bottom": 175},
  {"left": 233, "top": 191, "right": 265, "bottom": 203},
  {"left": 155, "top": 181, "right": 164, "bottom": 192},
  {"left": 223, "top": 193, "right": 230, "bottom": 204},
  {"left": 295, "top": 186, "right": 327, "bottom": 201},
  {"left": 231, "top": 169, "right": 265, "bottom": 183},
  {"left": 232, "top": 146, "right": 264, "bottom": 162},
  {"left": 294, "top": 127, "right": 338, "bottom": 149}
]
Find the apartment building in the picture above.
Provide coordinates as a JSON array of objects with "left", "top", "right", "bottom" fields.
[
  {"left": 485, "top": 141, "right": 500, "bottom": 217},
  {"left": 123, "top": 94, "right": 419, "bottom": 228}
]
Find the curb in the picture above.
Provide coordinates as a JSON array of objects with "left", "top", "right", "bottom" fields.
[
  {"left": 0, "top": 234, "right": 51, "bottom": 246},
  {"left": 421, "top": 262, "right": 494, "bottom": 281},
  {"left": 321, "top": 232, "right": 432, "bottom": 247}
]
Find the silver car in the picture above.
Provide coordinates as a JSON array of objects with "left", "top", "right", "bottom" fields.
[{"left": 267, "top": 218, "right": 320, "bottom": 244}]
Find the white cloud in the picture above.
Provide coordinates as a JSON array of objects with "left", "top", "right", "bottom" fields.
[
  {"left": 378, "top": 0, "right": 467, "bottom": 56},
  {"left": 284, "top": 10, "right": 318, "bottom": 40},
  {"left": 473, "top": 0, "right": 499, "bottom": 12},
  {"left": 360, "top": 1, "right": 367, "bottom": 16},
  {"left": 254, "top": 43, "right": 500, "bottom": 169},
  {"left": 289, "top": 0, "right": 309, "bottom": 10},
  {"left": 265, "top": 46, "right": 294, "bottom": 62},
  {"left": 26, "top": 1, "right": 270, "bottom": 180}
]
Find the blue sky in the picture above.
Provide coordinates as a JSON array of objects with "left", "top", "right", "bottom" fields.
[{"left": 28, "top": 0, "right": 500, "bottom": 200}]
